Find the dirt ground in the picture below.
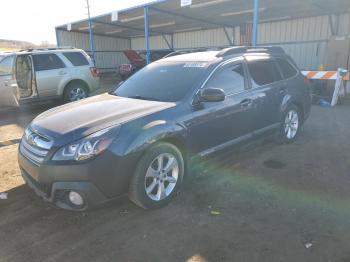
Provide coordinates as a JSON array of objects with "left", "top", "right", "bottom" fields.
[{"left": 1, "top": 95, "right": 350, "bottom": 262}]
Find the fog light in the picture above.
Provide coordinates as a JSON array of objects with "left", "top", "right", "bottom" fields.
[{"left": 68, "top": 191, "right": 84, "bottom": 206}]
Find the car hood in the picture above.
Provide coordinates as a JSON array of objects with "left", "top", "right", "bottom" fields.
[{"left": 31, "top": 93, "right": 175, "bottom": 146}]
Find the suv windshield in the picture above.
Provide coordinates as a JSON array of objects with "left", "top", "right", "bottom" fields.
[{"left": 114, "top": 61, "right": 208, "bottom": 102}]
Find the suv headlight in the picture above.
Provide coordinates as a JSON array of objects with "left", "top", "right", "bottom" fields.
[{"left": 52, "top": 126, "right": 119, "bottom": 161}]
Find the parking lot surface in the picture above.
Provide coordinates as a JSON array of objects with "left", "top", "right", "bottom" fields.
[{"left": 1, "top": 100, "right": 350, "bottom": 262}]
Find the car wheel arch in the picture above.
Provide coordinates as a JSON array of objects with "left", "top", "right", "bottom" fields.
[
  {"left": 290, "top": 101, "right": 304, "bottom": 124},
  {"left": 280, "top": 94, "right": 303, "bottom": 120}
]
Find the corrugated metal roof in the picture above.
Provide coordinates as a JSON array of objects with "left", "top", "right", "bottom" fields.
[{"left": 56, "top": 0, "right": 350, "bottom": 39}]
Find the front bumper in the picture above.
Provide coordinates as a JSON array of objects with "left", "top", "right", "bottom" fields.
[
  {"left": 21, "top": 169, "right": 108, "bottom": 211},
  {"left": 18, "top": 147, "right": 139, "bottom": 211}
]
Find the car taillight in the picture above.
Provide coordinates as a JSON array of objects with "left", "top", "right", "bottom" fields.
[{"left": 90, "top": 67, "right": 98, "bottom": 77}]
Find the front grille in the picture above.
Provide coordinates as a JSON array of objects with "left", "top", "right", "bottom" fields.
[
  {"left": 53, "top": 190, "right": 68, "bottom": 202},
  {"left": 20, "top": 128, "right": 53, "bottom": 166}
]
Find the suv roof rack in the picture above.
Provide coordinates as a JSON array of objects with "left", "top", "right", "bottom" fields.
[
  {"left": 19, "top": 46, "right": 77, "bottom": 52},
  {"left": 216, "top": 46, "right": 285, "bottom": 57}
]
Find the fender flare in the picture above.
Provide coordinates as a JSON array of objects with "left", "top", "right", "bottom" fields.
[
  {"left": 280, "top": 94, "right": 304, "bottom": 122},
  {"left": 280, "top": 94, "right": 292, "bottom": 114},
  {"left": 122, "top": 121, "right": 188, "bottom": 157}
]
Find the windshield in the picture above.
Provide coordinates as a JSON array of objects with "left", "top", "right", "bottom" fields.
[{"left": 114, "top": 61, "right": 208, "bottom": 102}]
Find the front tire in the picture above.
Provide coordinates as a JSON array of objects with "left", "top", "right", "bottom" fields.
[
  {"left": 129, "top": 142, "right": 185, "bottom": 209},
  {"left": 278, "top": 104, "right": 300, "bottom": 143}
]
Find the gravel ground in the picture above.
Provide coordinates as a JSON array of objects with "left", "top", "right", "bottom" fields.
[{"left": 1, "top": 97, "right": 350, "bottom": 262}]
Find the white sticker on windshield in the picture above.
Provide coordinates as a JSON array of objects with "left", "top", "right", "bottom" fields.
[{"left": 184, "top": 62, "right": 207, "bottom": 68}]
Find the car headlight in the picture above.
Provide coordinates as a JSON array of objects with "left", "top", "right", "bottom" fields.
[{"left": 52, "top": 126, "right": 120, "bottom": 161}]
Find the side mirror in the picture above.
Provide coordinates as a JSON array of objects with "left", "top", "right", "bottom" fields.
[{"left": 199, "top": 88, "right": 226, "bottom": 102}]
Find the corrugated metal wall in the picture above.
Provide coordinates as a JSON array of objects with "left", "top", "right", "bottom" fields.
[
  {"left": 57, "top": 30, "right": 130, "bottom": 71},
  {"left": 131, "top": 35, "right": 172, "bottom": 50},
  {"left": 257, "top": 16, "right": 331, "bottom": 69},
  {"left": 131, "top": 28, "right": 236, "bottom": 50},
  {"left": 339, "top": 13, "right": 350, "bottom": 36},
  {"left": 58, "top": 13, "right": 350, "bottom": 70},
  {"left": 130, "top": 14, "right": 350, "bottom": 70}
]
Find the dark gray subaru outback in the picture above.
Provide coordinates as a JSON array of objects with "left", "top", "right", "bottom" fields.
[{"left": 18, "top": 47, "right": 311, "bottom": 210}]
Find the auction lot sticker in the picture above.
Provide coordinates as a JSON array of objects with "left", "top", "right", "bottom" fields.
[{"left": 184, "top": 62, "right": 207, "bottom": 68}]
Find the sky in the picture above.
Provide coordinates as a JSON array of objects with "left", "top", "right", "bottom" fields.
[{"left": 0, "top": 0, "right": 154, "bottom": 45}]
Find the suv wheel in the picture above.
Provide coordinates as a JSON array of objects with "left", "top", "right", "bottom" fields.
[
  {"left": 278, "top": 104, "right": 300, "bottom": 143},
  {"left": 64, "top": 84, "right": 88, "bottom": 103},
  {"left": 129, "top": 142, "right": 184, "bottom": 209}
]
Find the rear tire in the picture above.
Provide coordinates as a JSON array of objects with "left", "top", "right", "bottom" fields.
[
  {"left": 277, "top": 104, "right": 300, "bottom": 144},
  {"left": 63, "top": 83, "right": 88, "bottom": 103},
  {"left": 129, "top": 142, "right": 185, "bottom": 209}
]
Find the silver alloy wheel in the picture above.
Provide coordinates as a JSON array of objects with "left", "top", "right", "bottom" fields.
[
  {"left": 144, "top": 153, "right": 179, "bottom": 201},
  {"left": 284, "top": 109, "right": 299, "bottom": 139},
  {"left": 69, "top": 87, "right": 87, "bottom": 101}
]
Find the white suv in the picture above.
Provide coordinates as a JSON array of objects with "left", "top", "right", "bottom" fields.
[{"left": 0, "top": 47, "right": 99, "bottom": 107}]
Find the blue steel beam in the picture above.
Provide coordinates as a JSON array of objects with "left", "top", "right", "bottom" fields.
[
  {"left": 252, "top": 0, "right": 260, "bottom": 47},
  {"left": 144, "top": 6, "right": 150, "bottom": 64},
  {"left": 88, "top": 19, "right": 96, "bottom": 66},
  {"left": 55, "top": 27, "right": 60, "bottom": 46},
  {"left": 86, "top": 0, "right": 96, "bottom": 66}
]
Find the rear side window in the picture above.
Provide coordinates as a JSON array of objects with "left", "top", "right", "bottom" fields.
[
  {"left": 63, "top": 52, "right": 89, "bottom": 66},
  {"left": 33, "top": 54, "right": 65, "bottom": 71},
  {"left": 205, "top": 63, "right": 246, "bottom": 95},
  {"left": 0, "top": 56, "right": 14, "bottom": 75},
  {"left": 276, "top": 58, "right": 298, "bottom": 79},
  {"left": 247, "top": 59, "right": 282, "bottom": 87}
]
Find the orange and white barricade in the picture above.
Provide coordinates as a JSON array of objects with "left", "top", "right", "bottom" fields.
[
  {"left": 301, "top": 71, "right": 349, "bottom": 81},
  {"left": 301, "top": 69, "right": 349, "bottom": 106}
]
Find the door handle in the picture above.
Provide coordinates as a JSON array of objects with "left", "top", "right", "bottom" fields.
[
  {"left": 240, "top": 98, "right": 253, "bottom": 108},
  {"left": 58, "top": 71, "right": 67, "bottom": 75}
]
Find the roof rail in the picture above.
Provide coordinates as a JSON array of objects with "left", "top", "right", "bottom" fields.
[
  {"left": 216, "top": 46, "right": 285, "bottom": 57},
  {"left": 19, "top": 46, "right": 76, "bottom": 52}
]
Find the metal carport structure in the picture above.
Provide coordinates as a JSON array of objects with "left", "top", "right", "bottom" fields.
[{"left": 55, "top": 0, "right": 350, "bottom": 71}]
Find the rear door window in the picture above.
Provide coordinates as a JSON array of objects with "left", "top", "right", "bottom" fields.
[
  {"left": 63, "top": 52, "right": 89, "bottom": 66},
  {"left": 205, "top": 63, "right": 246, "bottom": 95},
  {"left": 276, "top": 58, "right": 298, "bottom": 79},
  {"left": 33, "top": 53, "right": 65, "bottom": 71},
  {"left": 246, "top": 58, "right": 282, "bottom": 87}
]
